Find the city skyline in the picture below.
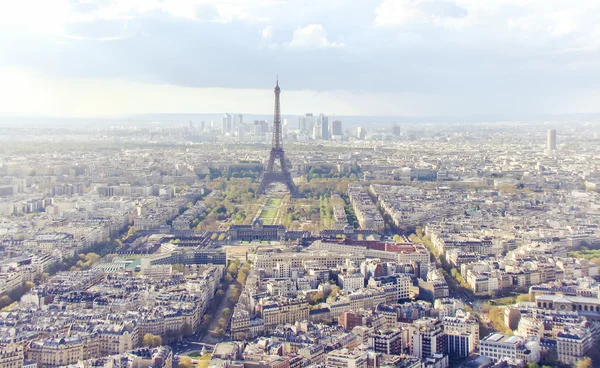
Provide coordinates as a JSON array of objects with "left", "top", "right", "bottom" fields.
[
  {"left": 2, "top": 0, "right": 600, "bottom": 117},
  {"left": 2, "top": 1, "right": 600, "bottom": 367}
]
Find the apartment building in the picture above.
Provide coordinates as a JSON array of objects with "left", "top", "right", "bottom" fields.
[
  {"left": 368, "top": 329, "right": 402, "bottom": 355},
  {"left": 28, "top": 337, "right": 84, "bottom": 367},
  {"left": 258, "top": 297, "right": 309, "bottom": 332},
  {"left": 479, "top": 333, "right": 539, "bottom": 364},
  {"left": 326, "top": 349, "right": 368, "bottom": 368},
  {"left": 557, "top": 328, "right": 594, "bottom": 365},
  {"left": 409, "top": 318, "right": 445, "bottom": 360},
  {"left": 0, "top": 343, "right": 24, "bottom": 368},
  {"left": 442, "top": 310, "right": 479, "bottom": 354}
]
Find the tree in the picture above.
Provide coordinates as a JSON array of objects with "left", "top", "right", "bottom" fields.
[
  {"left": 228, "top": 287, "right": 241, "bottom": 303},
  {"left": 143, "top": 333, "right": 162, "bottom": 347},
  {"left": 210, "top": 233, "right": 218, "bottom": 240},
  {"left": 526, "top": 363, "right": 539, "bottom": 368},
  {"left": 393, "top": 234, "right": 402, "bottom": 242},
  {"left": 357, "top": 234, "right": 364, "bottom": 241},
  {"left": 181, "top": 323, "right": 193, "bottom": 336},
  {"left": 178, "top": 356, "right": 193, "bottom": 368},
  {"left": 236, "top": 270, "right": 248, "bottom": 284},
  {"left": 24, "top": 281, "right": 35, "bottom": 291},
  {"left": 488, "top": 307, "right": 512, "bottom": 334},
  {"left": 105, "top": 254, "right": 118, "bottom": 261},
  {"left": 0, "top": 296, "right": 12, "bottom": 309},
  {"left": 212, "top": 327, "right": 225, "bottom": 338},
  {"left": 172, "top": 264, "right": 185, "bottom": 273},
  {"left": 218, "top": 233, "right": 226, "bottom": 241},
  {"left": 227, "top": 261, "right": 240, "bottom": 275},
  {"left": 199, "top": 315, "right": 212, "bottom": 335},
  {"left": 126, "top": 226, "right": 138, "bottom": 238},
  {"left": 576, "top": 357, "right": 592, "bottom": 368},
  {"left": 222, "top": 308, "right": 232, "bottom": 319},
  {"left": 309, "top": 290, "right": 325, "bottom": 305},
  {"left": 539, "top": 349, "right": 558, "bottom": 366}
]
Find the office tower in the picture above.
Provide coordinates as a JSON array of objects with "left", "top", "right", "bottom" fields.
[
  {"left": 200, "top": 121, "right": 205, "bottom": 133},
  {"left": 299, "top": 113, "right": 315, "bottom": 134},
  {"left": 223, "top": 113, "right": 232, "bottom": 132},
  {"left": 222, "top": 117, "right": 228, "bottom": 134},
  {"left": 312, "top": 124, "right": 321, "bottom": 140},
  {"left": 547, "top": 129, "right": 556, "bottom": 152},
  {"left": 392, "top": 124, "right": 401, "bottom": 137},
  {"left": 259, "top": 120, "right": 269, "bottom": 134},
  {"left": 356, "top": 127, "right": 367, "bottom": 140},
  {"left": 253, "top": 123, "right": 262, "bottom": 137},
  {"left": 319, "top": 113, "right": 329, "bottom": 140},
  {"left": 238, "top": 125, "right": 246, "bottom": 142},
  {"left": 331, "top": 120, "right": 343, "bottom": 137},
  {"left": 283, "top": 118, "right": 289, "bottom": 136},
  {"left": 257, "top": 78, "right": 298, "bottom": 196}
]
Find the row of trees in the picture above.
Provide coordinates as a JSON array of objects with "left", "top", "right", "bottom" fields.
[
  {"left": 319, "top": 196, "right": 333, "bottom": 229},
  {"left": 46, "top": 238, "right": 120, "bottom": 276},
  {"left": 70, "top": 252, "right": 101, "bottom": 271},
  {"left": 306, "top": 167, "right": 361, "bottom": 182},
  {"left": 450, "top": 268, "right": 471, "bottom": 290},
  {"left": 340, "top": 194, "right": 359, "bottom": 229},
  {"left": 0, "top": 281, "right": 35, "bottom": 310},
  {"left": 203, "top": 167, "right": 262, "bottom": 181},
  {"left": 210, "top": 233, "right": 227, "bottom": 242},
  {"left": 298, "top": 179, "right": 350, "bottom": 200},
  {"left": 204, "top": 260, "right": 252, "bottom": 338}
]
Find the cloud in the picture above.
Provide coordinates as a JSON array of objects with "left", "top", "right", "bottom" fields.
[
  {"left": 261, "top": 25, "right": 273, "bottom": 41},
  {"left": 374, "top": 0, "right": 468, "bottom": 28},
  {"left": 286, "top": 24, "right": 344, "bottom": 49},
  {"left": 2, "top": 0, "right": 600, "bottom": 117}
]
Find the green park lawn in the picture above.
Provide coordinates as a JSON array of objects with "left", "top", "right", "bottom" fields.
[
  {"left": 259, "top": 209, "right": 278, "bottom": 219},
  {"left": 266, "top": 198, "right": 282, "bottom": 207}
]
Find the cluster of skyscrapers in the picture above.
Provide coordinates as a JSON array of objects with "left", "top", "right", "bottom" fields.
[{"left": 299, "top": 113, "right": 343, "bottom": 140}]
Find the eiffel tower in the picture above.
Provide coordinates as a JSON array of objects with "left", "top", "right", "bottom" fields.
[{"left": 257, "top": 78, "right": 299, "bottom": 197}]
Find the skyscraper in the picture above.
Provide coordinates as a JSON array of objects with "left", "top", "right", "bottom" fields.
[
  {"left": 319, "top": 113, "right": 329, "bottom": 140},
  {"left": 222, "top": 116, "right": 228, "bottom": 134},
  {"left": 356, "top": 127, "right": 367, "bottom": 140},
  {"left": 331, "top": 120, "right": 343, "bottom": 137},
  {"left": 237, "top": 124, "right": 246, "bottom": 143},
  {"left": 299, "top": 113, "right": 315, "bottom": 134},
  {"left": 547, "top": 129, "right": 556, "bottom": 152},
  {"left": 312, "top": 124, "right": 321, "bottom": 140},
  {"left": 392, "top": 124, "right": 401, "bottom": 137}
]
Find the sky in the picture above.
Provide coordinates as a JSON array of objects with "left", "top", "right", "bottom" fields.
[{"left": 0, "top": 0, "right": 600, "bottom": 118}]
